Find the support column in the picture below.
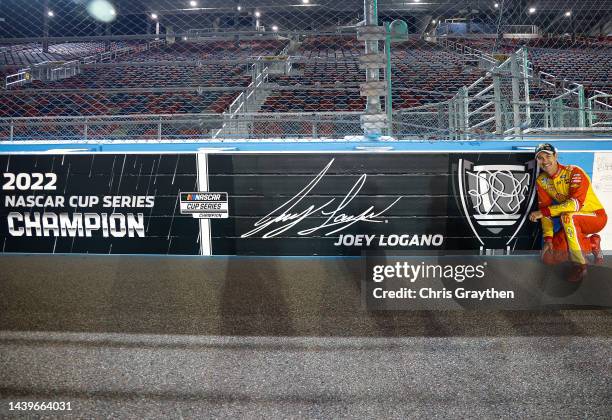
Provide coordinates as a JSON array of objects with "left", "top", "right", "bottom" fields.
[
  {"left": 457, "top": 87, "right": 469, "bottom": 140},
  {"left": 448, "top": 100, "right": 455, "bottom": 140},
  {"left": 384, "top": 21, "right": 392, "bottom": 136},
  {"left": 578, "top": 84, "right": 586, "bottom": 128},
  {"left": 462, "top": 87, "right": 469, "bottom": 140},
  {"left": 364, "top": 0, "right": 381, "bottom": 115},
  {"left": 510, "top": 53, "right": 522, "bottom": 135},
  {"left": 105, "top": 24, "right": 112, "bottom": 52},
  {"left": 42, "top": 0, "right": 50, "bottom": 53},
  {"left": 493, "top": 71, "right": 503, "bottom": 134},
  {"left": 522, "top": 48, "right": 531, "bottom": 128},
  {"left": 358, "top": 0, "right": 387, "bottom": 138}
]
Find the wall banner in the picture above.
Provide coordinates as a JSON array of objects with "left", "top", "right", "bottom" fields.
[
  {"left": 206, "top": 152, "right": 540, "bottom": 255},
  {"left": 0, "top": 152, "right": 542, "bottom": 256},
  {"left": 0, "top": 154, "right": 200, "bottom": 255}
]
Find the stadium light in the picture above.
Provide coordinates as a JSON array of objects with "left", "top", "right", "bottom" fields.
[
  {"left": 86, "top": 0, "right": 117, "bottom": 22},
  {"left": 272, "top": 25, "right": 278, "bottom": 31},
  {"left": 189, "top": 0, "right": 197, "bottom": 7},
  {"left": 237, "top": 5, "right": 242, "bottom": 11},
  {"left": 494, "top": 3, "right": 499, "bottom": 8},
  {"left": 564, "top": 10, "right": 571, "bottom": 17},
  {"left": 151, "top": 13, "right": 158, "bottom": 19},
  {"left": 254, "top": 11, "right": 261, "bottom": 17},
  {"left": 528, "top": 7, "right": 536, "bottom": 14},
  {"left": 47, "top": 10, "right": 54, "bottom": 17}
]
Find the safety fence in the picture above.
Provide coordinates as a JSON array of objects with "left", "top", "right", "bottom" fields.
[{"left": 0, "top": 1, "right": 610, "bottom": 140}]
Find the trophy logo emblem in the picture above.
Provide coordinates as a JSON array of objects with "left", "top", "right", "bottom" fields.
[{"left": 458, "top": 158, "right": 538, "bottom": 250}]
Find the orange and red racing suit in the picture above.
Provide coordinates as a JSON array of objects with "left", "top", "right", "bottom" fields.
[{"left": 536, "top": 163, "right": 607, "bottom": 265}]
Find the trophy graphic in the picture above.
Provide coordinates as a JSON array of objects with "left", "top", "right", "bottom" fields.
[{"left": 458, "top": 158, "right": 538, "bottom": 253}]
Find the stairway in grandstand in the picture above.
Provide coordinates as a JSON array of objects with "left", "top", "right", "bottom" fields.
[
  {"left": 440, "top": 37, "right": 611, "bottom": 94},
  {"left": 430, "top": 35, "right": 612, "bottom": 137}
]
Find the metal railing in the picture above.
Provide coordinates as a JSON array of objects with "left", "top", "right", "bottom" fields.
[
  {"left": 78, "top": 40, "right": 164, "bottom": 65},
  {"left": 5, "top": 69, "right": 31, "bottom": 88},
  {"left": 0, "top": 112, "right": 365, "bottom": 142},
  {"left": 3, "top": 39, "right": 166, "bottom": 89},
  {"left": 502, "top": 25, "right": 541, "bottom": 36},
  {"left": 439, "top": 38, "right": 497, "bottom": 67},
  {"left": 212, "top": 59, "right": 270, "bottom": 138},
  {"left": 588, "top": 91, "right": 612, "bottom": 127}
]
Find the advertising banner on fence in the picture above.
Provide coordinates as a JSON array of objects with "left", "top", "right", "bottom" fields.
[{"left": 0, "top": 151, "right": 544, "bottom": 255}]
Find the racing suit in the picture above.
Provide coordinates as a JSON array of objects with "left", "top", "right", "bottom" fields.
[{"left": 536, "top": 163, "right": 607, "bottom": 265}]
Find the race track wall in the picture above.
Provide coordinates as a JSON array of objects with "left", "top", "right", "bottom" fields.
[{"left": 0, "top": 149, "right": 607, "bottom": 256}]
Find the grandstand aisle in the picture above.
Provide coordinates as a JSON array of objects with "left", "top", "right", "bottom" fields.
[{"left": 0, "top": 255, "right": 610, "bottom": 418}]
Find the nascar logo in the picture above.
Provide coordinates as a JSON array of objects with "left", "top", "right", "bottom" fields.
[
  {"left": 184, "top": 193, "right": 225, "bottom": 201},
  {"left": 179, "top": 192, "right": 228, "bottom": 219}
]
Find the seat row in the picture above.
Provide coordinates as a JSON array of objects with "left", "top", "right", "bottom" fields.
[
  {"left": 0, "top": 91, "right": 239, "bottom": 117},
  {"left": 0, "top": 42, "right": 132, "bottom": 67}
]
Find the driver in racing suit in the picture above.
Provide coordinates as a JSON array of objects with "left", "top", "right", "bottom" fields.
[{"left": 529, "top": 143, "right": 607, "bottom": 282}]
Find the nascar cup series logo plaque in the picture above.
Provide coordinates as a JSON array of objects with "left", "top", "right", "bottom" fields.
[
  {"left": 179, "top": 192, "right": 228, "bottom": 219},
  {"left": 457, "top": 158, "right": 538, "bottom": 252}
]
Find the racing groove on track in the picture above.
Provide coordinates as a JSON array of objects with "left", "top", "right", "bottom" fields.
[{"left": 0, "top": 255, "right": 610, "bottom": 418}]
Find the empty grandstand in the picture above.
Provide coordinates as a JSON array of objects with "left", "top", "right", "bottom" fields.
[{"left": 0, "top": 0, "right": 610, "bottom": 141}]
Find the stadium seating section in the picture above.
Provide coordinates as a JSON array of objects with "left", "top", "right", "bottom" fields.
[
  {"left": 0, "top": 40, "right": 288, "bottom": 118},
  {"left": 454, "top": 37, "right": 611, "bottom": 93},
  {"left": 1, "top": 36, "right": 610, "bottom": 126},
  {"left": 0, "top": 41, "right": 133, "bottom": 67}
]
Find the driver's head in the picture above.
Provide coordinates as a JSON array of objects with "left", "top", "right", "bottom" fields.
[{"left": 535, "top": 143, "right": 558, "bottom": 175}]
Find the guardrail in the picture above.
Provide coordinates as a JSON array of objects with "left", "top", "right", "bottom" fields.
[
  {"left": 0, "top": 111, "right": 365, "bottom": 142},
  {"left": 4, "top": 69, "right": 30, "bottom": 88},
  {"left": 78, "top": 39, "right": 165, "bottom": 65},
  {"left": 502, "top": 25, "right": 540, "bottom": 36},
  {"left": 588, "top": 91, "right": 612, "bottom": 127},
  {"left": 3, "top": 39, "right": 165, "bottom": 89},
  {"left": 439, "top": 38, "right": 497, "bottom": 67},
  {"left": 212, "top": 65, "right": 270, "bottom": 138}
]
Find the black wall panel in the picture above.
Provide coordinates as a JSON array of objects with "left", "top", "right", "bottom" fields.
[
  {"left": 0, "top": 154, "right": 200, "bottom": 255},
  {"left": 208, "top": 153, "right": 540, "bottom": 255},
  {"left": 0, "top": 152, "right": 541, "bottom": 256}
]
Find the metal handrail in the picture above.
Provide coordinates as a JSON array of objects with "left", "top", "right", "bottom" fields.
[{"left": 3, "top": 39, "right": 165, "bottom": 89}]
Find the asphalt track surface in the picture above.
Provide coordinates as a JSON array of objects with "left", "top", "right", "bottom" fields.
[{"left": 0, "top": 255, "right": 610, "bottom": 418}]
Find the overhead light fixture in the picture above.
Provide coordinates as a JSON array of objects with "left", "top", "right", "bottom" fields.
[
  {"left": 47, "top": 10, "right": 54, "bottom": 17},
  {"left": 151, "top": 13, "right": 158, "bottom": 19},
  {"left": 183, "top": 36, "right": 188, "bottom": 40},
  {"left": 272, "top": 25, "right": 278, "bottom": 31},
  {"left": 190, "top": 0, "right": 197, "bottom": 7},
  {"left": 432, "top": 19, "right": 436, "bottom": 24},
  {"left": 494, "top": 3, "right": 499, "bottom": 8},
  {"left": 528, "top": 7, "right": 536, "bottom": 14},
  {"left": 254, "top": 11, "right": 261, "bottom": 17},
  {"left": 237, "top": 5, "right": 242, "bottom": 11},
  {"left": 87, "top": 0, "right": 117, "bottom": 23},
  {"left": 302, "top": 0, "right": 310, "bottom": 4},
  {"left": 565, "top": 10, "right": 571, "bottom": 17}
]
